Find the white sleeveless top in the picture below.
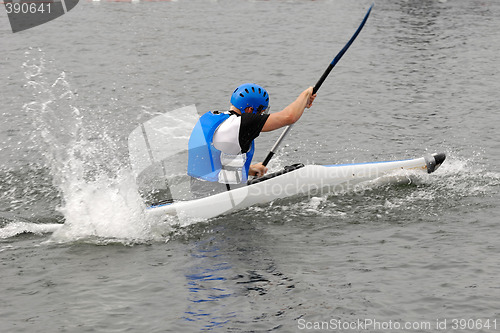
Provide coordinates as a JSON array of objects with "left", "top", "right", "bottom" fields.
[{"left": 213, "top": 114, "right": 243, "bottom": 155}]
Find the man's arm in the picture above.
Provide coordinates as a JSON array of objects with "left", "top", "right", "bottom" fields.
[{"left": 261, "top": 87, "right": 316, "bottom": 132}]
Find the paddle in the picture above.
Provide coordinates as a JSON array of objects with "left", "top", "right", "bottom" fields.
[{"left": 259, "top": 3, "right": 374, "bottom": 168}]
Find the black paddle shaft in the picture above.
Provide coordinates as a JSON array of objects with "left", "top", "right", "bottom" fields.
[
  {"left": 313, "top": 63, "right": 334, "bottom": 95},
  {"left": 260, "top": 4, "right": 373, "bottom": 169},
  {"left": 262, "top": 151, "right": 274, "bottom": 166}
]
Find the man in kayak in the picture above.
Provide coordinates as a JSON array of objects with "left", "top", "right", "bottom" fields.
[{"left": 187, "top": 83, "right": 316, "bottom": 197}]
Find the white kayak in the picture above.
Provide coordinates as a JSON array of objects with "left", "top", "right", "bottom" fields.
[{"left": 146, "top": 152, "right": 446, "bottom": 221}]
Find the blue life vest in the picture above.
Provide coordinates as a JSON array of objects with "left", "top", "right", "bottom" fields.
[{"left": 187, "top": 111, "right": 255, "bottom": 183}]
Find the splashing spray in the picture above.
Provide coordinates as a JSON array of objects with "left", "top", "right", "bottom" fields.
[{"left": 22, "top": 49, "right": 170, "bottom": 244}]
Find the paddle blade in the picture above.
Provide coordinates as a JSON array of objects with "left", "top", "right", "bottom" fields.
[{"left": 313, "top": 3, "right": 373, "bottom": 94}]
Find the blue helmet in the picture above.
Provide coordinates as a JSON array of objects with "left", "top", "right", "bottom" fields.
[{"left": 230, "top": 83, "right": 270, "bottom": 114}]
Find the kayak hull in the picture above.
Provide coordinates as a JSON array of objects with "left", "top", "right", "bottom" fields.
[{"left": 147, "top": 153, "right": 445, "bottom": 221}]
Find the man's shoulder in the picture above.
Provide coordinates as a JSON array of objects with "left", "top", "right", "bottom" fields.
[{"left": 240, "top": 113, "right": 270, "bottom": 128}]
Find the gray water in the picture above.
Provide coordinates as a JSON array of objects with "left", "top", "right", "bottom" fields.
[{"left": 1, "top": 0, "right": 500, "bottom": 332}]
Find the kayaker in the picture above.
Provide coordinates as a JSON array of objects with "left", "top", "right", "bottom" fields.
[{"left": 187, "top": 83, "right": 316, "bottom": 197}]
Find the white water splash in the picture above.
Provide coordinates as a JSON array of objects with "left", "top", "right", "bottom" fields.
[
  {"left": 20, "top": 49, "right": 174, "bottom": 244},
  {"left": 50, "top": 170, "right": 156, "bottom": 243},
  {"left": 0, "top": 221, "right": 62, "bottom": 239}
]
